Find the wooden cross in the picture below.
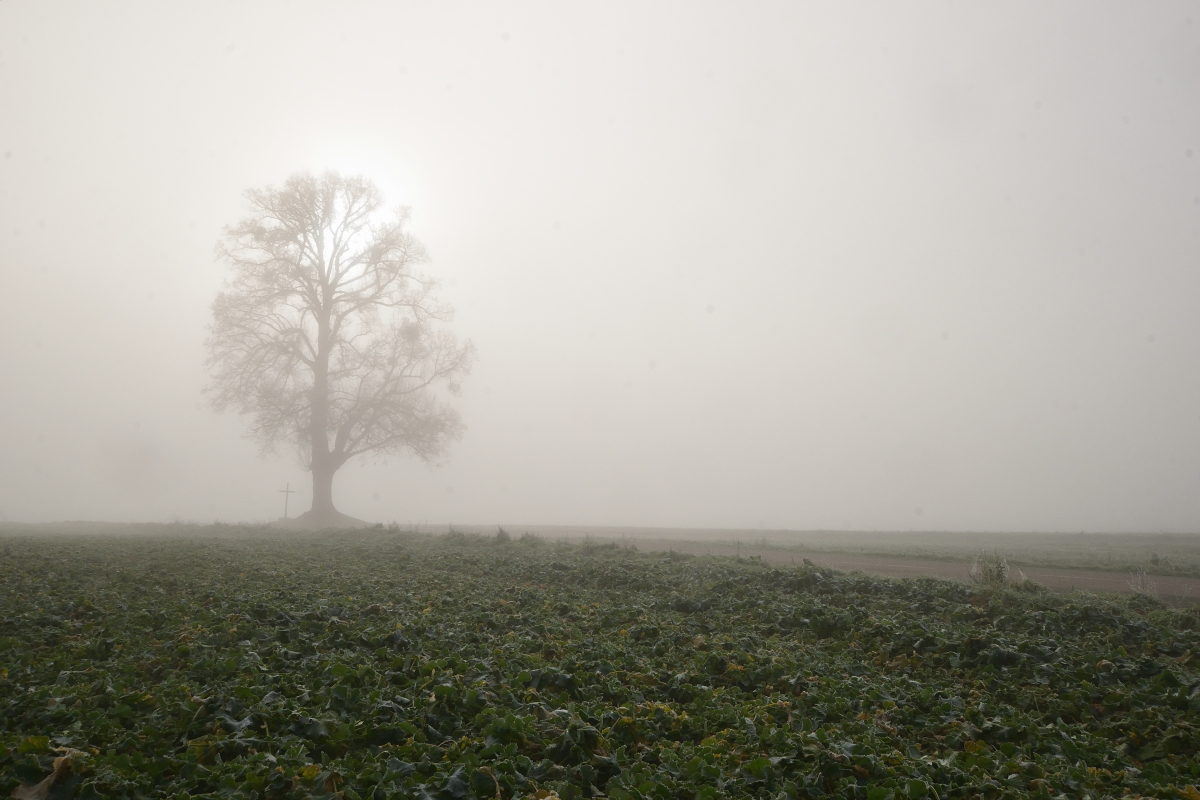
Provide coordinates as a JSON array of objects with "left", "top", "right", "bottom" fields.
[{"left": 279, "top": 482, "right": 296, "bottom": 519}]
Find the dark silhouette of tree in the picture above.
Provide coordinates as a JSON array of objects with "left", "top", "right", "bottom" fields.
[{"left": 206, "top": 171, "right": 474, "bottom": 524}]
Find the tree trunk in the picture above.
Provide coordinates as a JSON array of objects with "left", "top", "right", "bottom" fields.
[
  {"left": 309, "top": 314, "right": 337, "bottom": 518},
  {"left": 310, "top": 455, "right": 337, "bottom": 518}
]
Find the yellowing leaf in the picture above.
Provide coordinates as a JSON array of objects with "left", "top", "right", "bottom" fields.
[{"left": 17, "top": 736, "right": 50, "bottom": 755}]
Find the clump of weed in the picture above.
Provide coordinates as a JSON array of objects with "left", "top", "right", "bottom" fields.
[
  {"left": 1128, "top": 566, "right": 1157, "bottom": 598},
  {"left": 519, "top": 532, "right": 543, "bottom": 546},
  {"left": 1012, "top": 576, "right": 1047, "bottom": 593},
  {"left": 1149, "top": 551, "right": 1171, "bottom": 569},
  {"left": 964, "top": 554, "right": 1012, "bottom": 585},
  {"left": 579, "top": 539, "right": 619, "bottom": 553},
  {"left": 494, "top": 527, "right": 511, "bottom": 544},
  {"left": 970, "top": 550, "right": 1044, "bottom": 591},
  {"left": 969, "top": 551, "right": 1013, "bottom": 585},
  {"left": 443, "top": 528, "right": 486, "bottom": 546}
]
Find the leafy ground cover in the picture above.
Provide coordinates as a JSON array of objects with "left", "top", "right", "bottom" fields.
[{"left": 1, "top": 528, "right": 1199, "bottom": 799}]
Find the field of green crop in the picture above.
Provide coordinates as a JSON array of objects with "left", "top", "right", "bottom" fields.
[{"left": 2, "top": 528, "right": 1199, "bottom": 799}]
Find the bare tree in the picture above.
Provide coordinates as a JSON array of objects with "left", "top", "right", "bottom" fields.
[{"left": 206, "top": 171, "right": 474, "bottom": 524}]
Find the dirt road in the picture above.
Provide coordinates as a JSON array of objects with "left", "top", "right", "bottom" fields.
[{"left": 600, "top": 537, "right": 1200, "bottom": 606}]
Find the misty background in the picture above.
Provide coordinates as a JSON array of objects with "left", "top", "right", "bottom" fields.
[{"left": 1, "top": 3, "right": 1197, "bottom": 531}]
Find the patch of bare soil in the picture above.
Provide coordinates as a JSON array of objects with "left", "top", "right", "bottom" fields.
[{"left": 612, "top": 538, "right": 1200, "bottom": 606}]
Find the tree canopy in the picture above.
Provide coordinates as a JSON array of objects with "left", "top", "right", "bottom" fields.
[{"left": 206, "top": 171, "right": 474, "bottom": 523}]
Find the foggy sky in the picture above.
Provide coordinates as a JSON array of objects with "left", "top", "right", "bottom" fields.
[{"left": 1, "top": 2, "right": 1198, "bottom": 532}]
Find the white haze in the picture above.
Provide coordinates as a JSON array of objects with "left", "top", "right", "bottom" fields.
[{"left": 1, "top": 2, "right": 1198, "bottom": 532}]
